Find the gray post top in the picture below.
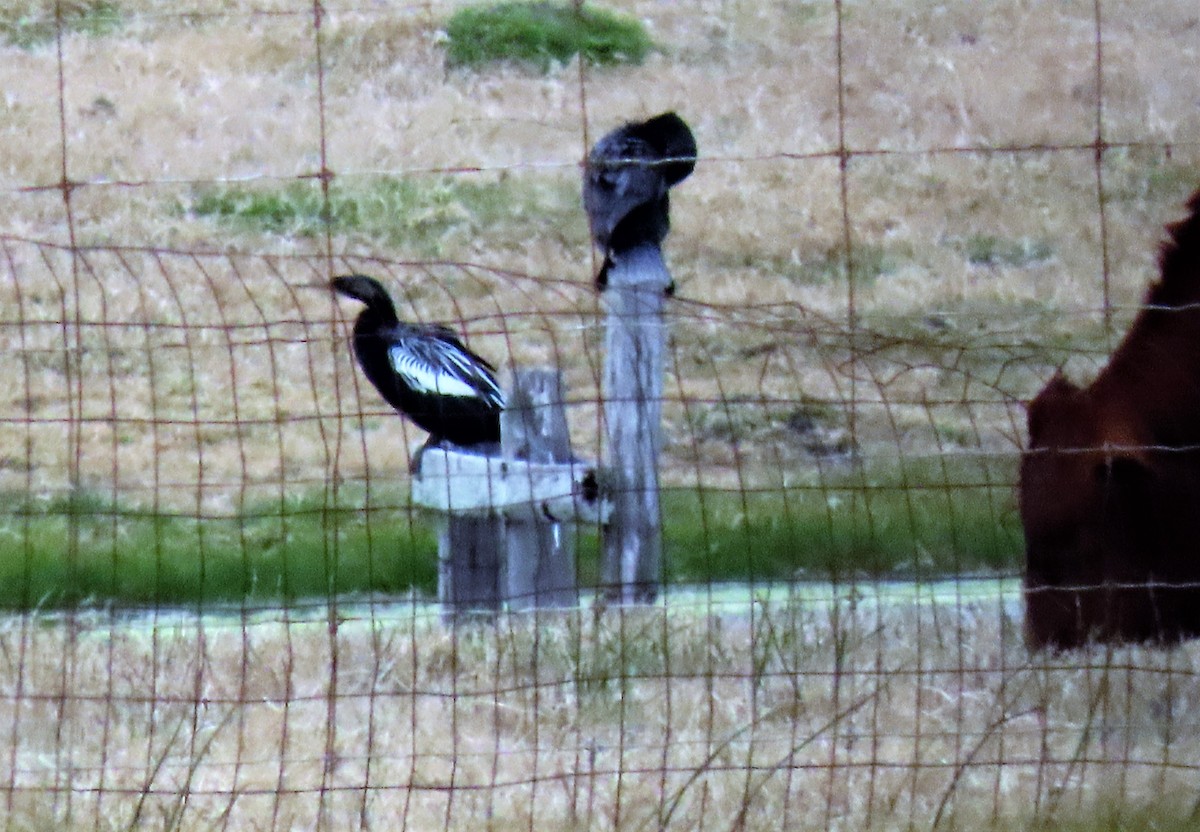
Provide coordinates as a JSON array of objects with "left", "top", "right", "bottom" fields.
[{"left": 604, "top": 242, "right": 672, "bottom": 292}]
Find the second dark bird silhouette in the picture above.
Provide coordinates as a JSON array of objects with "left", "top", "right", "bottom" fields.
[
  {"left": 331, "top": 274, "right": 504, "bottom": 454},
  {"left": 583, "top": 111, "right": 697, "bottom": 291}
]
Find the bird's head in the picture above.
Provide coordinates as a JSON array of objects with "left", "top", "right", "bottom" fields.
[
  {"left": 330, "top": 274, "right": 400, "bottom": 324},
  {"left": 583, "top": 112, "right": 696, "bottom": 257},
  {"left": 331, "top": 274, "right": 385, "bottom": 303},
  {"left": 627, "top": 111, "right": 697, "bottom": 187}
]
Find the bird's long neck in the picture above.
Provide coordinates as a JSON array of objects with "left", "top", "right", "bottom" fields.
[
  {"left": 609, "top": 197, "right": 670, "bottom": 254},
  {"left": 354, "top": 297, "right": 399, "bottom": 332}
]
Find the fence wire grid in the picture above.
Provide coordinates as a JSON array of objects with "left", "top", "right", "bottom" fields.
[{"left": 3, "top": 1, "right": 1200, "bottom": 830}]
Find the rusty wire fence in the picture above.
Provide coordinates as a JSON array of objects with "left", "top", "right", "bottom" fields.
[{"left": 2, "top": 1, "right": 1200, "bottom": 829}]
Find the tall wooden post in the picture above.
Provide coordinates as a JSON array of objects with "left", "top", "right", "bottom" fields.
[
  {"left": 501, "top": 368, "right": 578, "bottom": 609},
  {"left": 601, "top": 242, "right": 671, "bottom": 603}
]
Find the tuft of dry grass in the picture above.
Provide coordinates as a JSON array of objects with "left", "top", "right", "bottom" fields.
[{"left": 2, "top": 593, "right": 1199, "bottom": 830}]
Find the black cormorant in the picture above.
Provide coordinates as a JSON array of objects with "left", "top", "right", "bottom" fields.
[
  {"left": 583, "top": 111, "right": 697, "bottom": 291},
  {"left": 331, "top": 274, "right": 504, "bottom": 451}
]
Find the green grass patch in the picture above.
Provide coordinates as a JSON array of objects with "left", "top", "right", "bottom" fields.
[
  {"left": 784, "top": 242, "right": 906, "bottom": 287},
  {"left": 0, "top": 455, "right": 1021, "bottom": 611},
  {"left": 685, "top": 394, "right": 840, "bottom": 445},
  {"left": 953, "top": 234, "right": 1054, "bottom": 268},
  {"left": 662, "top": 455, "right": 1021, "bottom": 584},
  {"left": 1015, "top": 800, "right": 1200, "bottom": 832},
  {"left": 1, "top": 1, "right": 122, "bottom": 49},
  {"left": 859, "top": 297, "right": 1114, "bottom": 377},
  {"left": 187, "top": 175, "right": 580, "bottom": 253},
  {"left": 443, "top": 1, "right": 653, "bottom": 71},
  {"left": 1103, "top": 147, "right": 1200, "bottom": 206},
  {"left": 0, "top": 489, "right": 435, "bottom": 610}
]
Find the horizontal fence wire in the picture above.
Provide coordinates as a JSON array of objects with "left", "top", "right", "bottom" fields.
[{"left": 3, "top": 0, "right": 1200, "bottom": 830}]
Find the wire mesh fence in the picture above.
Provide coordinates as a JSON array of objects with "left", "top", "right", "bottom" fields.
[{"left": 2, "top": 0, "right": 1200, "bottom": 829}]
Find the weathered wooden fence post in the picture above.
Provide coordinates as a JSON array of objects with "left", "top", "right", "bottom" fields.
[
  {"left": 601, "top": 243, "right": 671, "bottom": 603},
  {"left": 501, "top": 368, "right": 578, "bottom": 609},
  {"left": 411, "top": 368, "right": 610, "bottom": 619},
  {"left": 436, "top": 515, "right": 502, "bottom": 619}
]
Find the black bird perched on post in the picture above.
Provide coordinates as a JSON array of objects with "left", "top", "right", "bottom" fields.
[
  {"left": 583, "top": 111, "right": 696, "bottom": 292},
  {"left": 331, "top": 274, "right": 504, "bottom": 453}
]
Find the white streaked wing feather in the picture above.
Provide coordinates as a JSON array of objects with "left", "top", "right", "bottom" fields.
[
  {"left": 389, "top": 344, "right": 478, "bottom": 398},
  {"left": 440, "top": 346, "right": 504, "bottom": 407},
  {"left": 389, "top": 338, "right": 505, "bottom": 407}
]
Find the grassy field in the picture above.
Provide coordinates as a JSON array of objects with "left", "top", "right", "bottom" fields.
[
  {"left": 3, "top": 595, "right": 1200, "bottom": 830},
  {"left": 7, "top": 0, "right": 1199, "bottom": 607},
  {"left": 0, "top": 456, "right": 1021, "bottom": 608},
  {"left": 2, "top": 2, "right": 1200, "bottom": 826},
  {"left": 3, "top": 0, "right": 1199, "bottom": 512},
  {"left": 2, "top": 1, "right": 1199, "bottom": 533}
]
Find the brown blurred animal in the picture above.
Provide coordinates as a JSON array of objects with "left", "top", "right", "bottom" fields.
[{"left": 1020, "top": 186, "right": 1200, "bottom": 649}]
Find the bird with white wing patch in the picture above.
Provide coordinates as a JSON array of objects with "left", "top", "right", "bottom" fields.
[{"left": 331, "top": 274, "right": 504, "bottom": 456}]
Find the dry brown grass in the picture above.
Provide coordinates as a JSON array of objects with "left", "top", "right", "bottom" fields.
[
  {"left": 3, "top": 594, "right": 1200, "bottom": 830},
  {"left": 3, "top": 0, "right": 1200, "bottom": 500},
  {"left": 3, "top": 3, "right": 1200, "bottom": 826}
]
